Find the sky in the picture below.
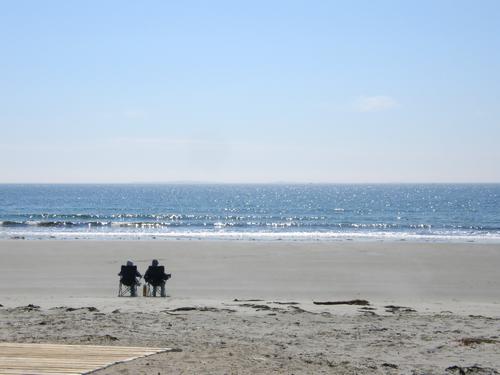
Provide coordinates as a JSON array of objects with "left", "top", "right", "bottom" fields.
[{"left": 1, "top": 0, "right": 499, "bottom": 183}]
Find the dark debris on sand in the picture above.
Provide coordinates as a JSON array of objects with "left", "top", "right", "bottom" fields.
[
  {"left": 381, "top": 363, "right": 399, "bottom": 369},
  {"left": 65, "top": 306, "right": 100, "bottom": 312},
  {"left": 13, "top": 304, "right": 40, "bottom": 311},
  {"left": 458, "top": 337, "right": 499, "bottom": 346},
  {"left": 385, "top": 305, "right": 416, "bottom": 313},
  {"left": 272, "top": 301, "right": 300, "bottom": 305},
  {"left": 238, "top": 304, "right": 273, "bottom": 311},
  {"left": 446, "top": 365, "right": 499, "bottom": 374},
  {"left": 49, "top": 306, "right": 99, "bottom": 312},
  {"left": 313, "top": 299, "right": 370, "bottom": 306},
  {"left": 168, "top": 307, "right": 236, "bottom": 313}
]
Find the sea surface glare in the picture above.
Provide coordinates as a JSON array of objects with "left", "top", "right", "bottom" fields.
[{"left": 0, "top": 184, "right": 499, "bottom": 241}]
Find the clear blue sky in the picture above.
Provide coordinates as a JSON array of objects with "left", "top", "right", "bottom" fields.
[{"left": 1, "top": 1, "right": 499, "bottom": 183}]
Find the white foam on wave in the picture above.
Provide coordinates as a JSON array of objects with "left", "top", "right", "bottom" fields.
[{"left": 2, "top": 229, "right": 500, "bottom": 242}]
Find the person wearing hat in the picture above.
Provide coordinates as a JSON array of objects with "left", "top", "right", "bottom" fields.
[
  {"left": 144, "top": 259, "right": 171, "bottom": 297},
  {"left": 118, "top": 260, "right": 142, "bottom": 297}
]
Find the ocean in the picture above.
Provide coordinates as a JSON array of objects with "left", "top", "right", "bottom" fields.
[{"left": 0, "top": 184, "right": 499, "bottom": 241}]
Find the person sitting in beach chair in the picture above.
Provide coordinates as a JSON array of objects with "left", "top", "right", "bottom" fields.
[
  {"left": 118, "top": 261, "right": 142, "bottom": 297},
  {"left": 144, "top": 259, "right": 171, "bottom": 297}
]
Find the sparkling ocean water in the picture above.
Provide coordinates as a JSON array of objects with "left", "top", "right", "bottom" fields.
[{"left": 0, "top": 184, "right": 499, "bottom": 241}]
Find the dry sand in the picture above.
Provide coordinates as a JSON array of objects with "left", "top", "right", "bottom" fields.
[{"left": 0, "top": 240, "right": 499, "bottom": 374}]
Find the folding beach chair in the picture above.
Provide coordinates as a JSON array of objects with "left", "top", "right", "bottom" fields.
[
  {"left": 144, "top": 266, "right": 171, "bottom": 297},
  {"left": 118, "top": 265, "right": 141, "bottom": 297}
]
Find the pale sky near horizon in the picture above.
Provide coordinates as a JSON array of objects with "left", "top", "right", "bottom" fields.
[{"left": 1, "top": 1, "right": 499, "bottom": 183}]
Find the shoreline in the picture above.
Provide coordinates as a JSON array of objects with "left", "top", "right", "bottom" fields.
[{"left": 3, "top": 233, "right": 500, "bottom": 243}]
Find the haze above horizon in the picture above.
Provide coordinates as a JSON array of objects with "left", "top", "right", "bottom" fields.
[{"left": 1, "top": 1, "right": 499, "bottom": 183}]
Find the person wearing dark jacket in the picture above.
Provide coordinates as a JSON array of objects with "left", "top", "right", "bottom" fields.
[
  {"left": 118, "top": 260, "right": 142, "bottom": 297},
  {"left": 144, "top": 259, "right": 170, "bottom": 297}
]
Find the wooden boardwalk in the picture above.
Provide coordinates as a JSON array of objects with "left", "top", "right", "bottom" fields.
[{"left": 0, "top": 342, "right": 171, "bottom": 375}]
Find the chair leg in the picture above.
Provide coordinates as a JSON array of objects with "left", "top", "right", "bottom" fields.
[{"left": 119, "top": 281, "right": 137, "bottom": 297}]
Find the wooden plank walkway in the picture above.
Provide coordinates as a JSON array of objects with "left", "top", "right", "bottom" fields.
[{"left": 0, "top": 343, "right": 172, "bottom": 375}]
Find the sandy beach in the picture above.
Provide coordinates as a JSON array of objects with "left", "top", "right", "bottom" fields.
[{"left": 1, "top": 240, "right": 499, "bottom": 374}]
